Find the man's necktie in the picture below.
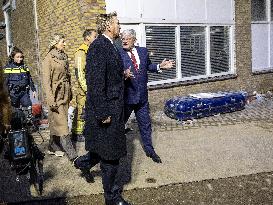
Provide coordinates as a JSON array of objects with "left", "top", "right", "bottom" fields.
[{"left": 129, "top": 50, "right": 138, "bottom": 71}]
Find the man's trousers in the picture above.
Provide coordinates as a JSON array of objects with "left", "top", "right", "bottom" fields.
[
  {"left": 124, "top": 101, "right": 155, "bottom": 155},
  {"left": 74, "top": 152, "right": 122, "bottom": 201}
]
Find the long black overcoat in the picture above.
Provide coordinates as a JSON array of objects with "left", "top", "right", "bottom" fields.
[{"left": 84, "top": 35, "right": 126, "bottom": 160}]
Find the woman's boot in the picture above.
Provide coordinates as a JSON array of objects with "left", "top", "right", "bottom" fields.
[
  {"left": 48, "top": 135, "right": 64, "bottom": 157},
  {"left": 59, "top": 135, "right": 77, "bottom": 161}
]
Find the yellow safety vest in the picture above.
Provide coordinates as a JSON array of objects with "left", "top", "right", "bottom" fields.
[{"left": 76, "top": 43, "right": 89, "bottom": 54}]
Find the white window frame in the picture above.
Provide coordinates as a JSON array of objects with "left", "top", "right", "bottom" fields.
[
  {"left": 143, "top": 24, "right": 235, "bottom": 86},
  {"left": 251, "top": 0, "right": 273, "bottom": 71}
]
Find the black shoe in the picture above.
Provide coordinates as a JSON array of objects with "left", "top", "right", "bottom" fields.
[
  {"left": 146, "top": 152, "right": 162, "bottom": 163},
  {"left": 80, "top": 168, "right": 94, "bottom": 183},
  {"left": 105, "top": 197, "right": 131, "bottom": 205}
]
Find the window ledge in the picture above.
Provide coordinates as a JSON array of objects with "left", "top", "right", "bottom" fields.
[
  {"left": 148, "top": 74, "right": 237, "bottom": 90},
  {"left": 252, "top": 69, "right": 273, "bottom": 75}
]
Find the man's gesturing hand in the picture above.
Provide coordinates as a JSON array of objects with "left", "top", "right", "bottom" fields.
[{"left": 159, "top": 58, "right": 175, "bottom": 69}]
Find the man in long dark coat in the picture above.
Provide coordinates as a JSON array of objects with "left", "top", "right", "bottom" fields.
[{"left": 74, "top": 12, "right": 130, "bottom": 205}]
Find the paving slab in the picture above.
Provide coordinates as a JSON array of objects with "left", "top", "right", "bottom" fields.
[{"left": 1, "top": 99, "right": 273, "bottom": 204}]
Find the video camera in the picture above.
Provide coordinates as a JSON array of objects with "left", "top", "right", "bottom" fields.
[
  {"left": 3, "top": 106, "right": 45, "bottom": 195},
  {"left": 6, "top": 106, "right": 44, "bottom": 174}
]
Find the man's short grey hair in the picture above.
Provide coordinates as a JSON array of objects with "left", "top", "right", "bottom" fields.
[
  {"left": 122, "top": 29, "right": 136, "bottom": 39},
  {"left": 96, "top": 12, "right": 117, "bottom": 35}
]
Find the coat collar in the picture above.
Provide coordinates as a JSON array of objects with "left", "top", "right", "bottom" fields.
[{"left": 49, "top": 48, "right": 68, "bottom": 61}]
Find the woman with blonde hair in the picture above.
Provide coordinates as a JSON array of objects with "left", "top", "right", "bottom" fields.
[{"left": 41, "top": 33, "right": 77, "bottom": 161}]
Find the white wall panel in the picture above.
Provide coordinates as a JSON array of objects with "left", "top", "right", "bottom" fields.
[
  {"left": 176, "top": 0, "right": 206, "bottom": 22},
  {"left": 106, "top": 0, "right": 234, "bottom": 23},
  {"left": 207, "top": 0, "right": 233, "bottom": 23},
  {"left": 251, "top": 24, "right": 269, "bottom": 71},
  {"left": 105, "top": 0, "right": 140, "bottom": 19},
  {"left": 142, "top": 0, "right": 176, "bottom": 20}
]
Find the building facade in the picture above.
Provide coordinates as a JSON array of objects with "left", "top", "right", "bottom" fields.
[
  {"left": 0, "top": 0, "right": 105, "bottom": 84},
  {"left": 1, "top": 0, "right": 273, "bottom": 109}
]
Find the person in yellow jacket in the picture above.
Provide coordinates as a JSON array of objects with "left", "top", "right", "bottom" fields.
[{"left": 71, "top": 29, "right": 97, "bottom": 142}]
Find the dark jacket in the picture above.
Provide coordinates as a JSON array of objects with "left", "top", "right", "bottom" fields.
[
  {"left": 119, "top": 46, "right": 158, "bottom": 105},
  {"left": 84, "top": 35, "right": 126, "bottom": 160},
  {"left": 3, "top": 62, "right": 36, "bottom": 94}
]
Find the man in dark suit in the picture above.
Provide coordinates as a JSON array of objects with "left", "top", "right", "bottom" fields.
[
  {"left": 74, "top": 12, "right": 130, "bottom": 205},
  {"left": 119, "top": 29, "right": 174, "bottom": 163}
]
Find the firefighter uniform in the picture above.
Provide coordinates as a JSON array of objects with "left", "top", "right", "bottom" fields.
[
  {"left": 3, "top": 63, "right": 36, "bottom": 108},
  {"left": 71, "top": 43, "right": 89, "bottom": 136}
]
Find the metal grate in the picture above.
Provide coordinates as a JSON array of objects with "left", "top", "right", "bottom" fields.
[
  {"left": 210, "top": 26, "right": 230, "bottom": 74},
  {"left": 145, "top": 26, "right": 177, "bottom": 82},
  {"left": 180, "top": 26, "right": 206, "bottom": 77}
]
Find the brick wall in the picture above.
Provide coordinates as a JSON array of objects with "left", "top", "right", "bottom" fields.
[
  {"left": 148, "top": 0, "right": 273, "bottom": 111},
  {"left": 0, "top": 0, "right": 39, "bottom": 82},
  {"left": 36, "top": 0, "right": 105, "bottom": 70},
  {"left": 9, "top": 0, "right": 39, "bottom": 82},
  {"left": 0, "top": 0, "right": 105, "bottom": 100}
]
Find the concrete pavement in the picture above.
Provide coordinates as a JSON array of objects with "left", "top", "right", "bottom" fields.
[{"left": 1, "top": 98, "right": 273, "bottom": 204}]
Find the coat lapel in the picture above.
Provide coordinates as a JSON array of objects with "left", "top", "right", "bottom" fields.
[
  {"left": 101, "top": 35, "right": 123, "bottom": 73},
  {"left": 136, "top": 46, "right": 145, "bottom": 69}
]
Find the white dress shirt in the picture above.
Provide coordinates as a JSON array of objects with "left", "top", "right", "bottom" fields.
[
  {"left": 102, "top": 34, "right": 113, "bottom": 44},
  {"left": 127, "top": 46, "right": 162, "bottom": 73}
]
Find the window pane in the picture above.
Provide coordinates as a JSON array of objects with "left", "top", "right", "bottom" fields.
[
  {"left": 180, "top": 26, "right": 206, "bottom": 77},
  {"left": 252, "top": 0, "right": 267, "bottom": 21},
  {"left": 210, "top": 26, "right": 230, "bottom": 74},
  {"left": 145, "top": 26, "right": 177, "bottom": 82}
]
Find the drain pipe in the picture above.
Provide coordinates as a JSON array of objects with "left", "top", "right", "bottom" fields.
[
  {"left": 33, "top": 0, "right": 41, "bottom": 69},
  {"left": 3, "top": 7, "right": 12, "bottom": 55},
  {"left": 33, "top": 0, "right": 43, "bottom": 101}
]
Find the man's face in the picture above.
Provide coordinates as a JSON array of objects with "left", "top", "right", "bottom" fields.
[
  {"left": 86, "top": 31, "right": 97, "bottom": 45},
  {"left": 109, "top": 16, "right": 120, "bottom": 39},
  {"left": 121, "top": 34, "right": 136, "bottom": 51}
]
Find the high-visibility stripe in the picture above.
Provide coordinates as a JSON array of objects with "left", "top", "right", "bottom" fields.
[{"left": 4, "top": 67, "right": 30, "bottom": 74}]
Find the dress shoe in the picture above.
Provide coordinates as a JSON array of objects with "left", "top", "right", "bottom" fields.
[
  {"left": 73, "top": 157, "right": 94, "bottom": 183},
  {"left": 80, "top": 168, "right": 94, "bottom": 183},
  {"left": 146, "top": 152, "right": 162, "bottom": 163},
  {"left": 105, "top": 197, "right": 131, "bottom": 205}
]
